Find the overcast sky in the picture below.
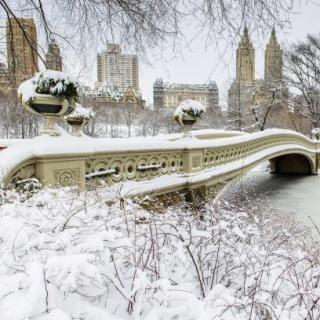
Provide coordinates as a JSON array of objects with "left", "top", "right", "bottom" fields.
[
  {"left": 1, "top": 1, "right": 319, "bottom": 109},
  {"left": 136, "top": 2, "right": 320, "bottom": 108}
]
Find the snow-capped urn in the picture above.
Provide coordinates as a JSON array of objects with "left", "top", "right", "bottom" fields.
[
  {"left": 174, "top": 99, "right": 206, "bottom": 137},
  {"left": 17, "top": 70, "right": 80, "bottom": 136},
  {"left": 65, "top": 103, "right": 94, "bottom": 137},
  {"left": 312, "top": 127, "right": 320, "bottom": 140}
]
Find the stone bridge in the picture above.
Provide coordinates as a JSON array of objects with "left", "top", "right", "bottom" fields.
[{"left": 0, "top": 129, "right": 318, "bottom": 199}]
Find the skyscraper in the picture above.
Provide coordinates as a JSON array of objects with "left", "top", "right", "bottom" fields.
[
  {"left": 45, "top": 39, "right": 62, "bottom": 71},
  {"left": 264, "top": 27, "right": 283, "bottom": 80},
  {"left": 97, "top": 43, "right": 139, "bottom": 92},
  {"left": 236, "top": 26, "right": 255, "bottom": 82},
  {"left": 6, "top": 17, "right": 38, "bottom": 84},
  {"left": 228, "top": 27, "right": 289, "bottom": 130}
]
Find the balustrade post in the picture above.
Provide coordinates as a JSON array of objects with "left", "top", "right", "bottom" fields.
[
  {"left": 182, "top": 149, "right": 203, "bottom": 174},
  {"left": 35, "top": 158, "right": 86, "bottom": 190}
]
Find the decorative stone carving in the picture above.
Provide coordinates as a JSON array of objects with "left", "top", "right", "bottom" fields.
[
  {"left": 136, "top": 157, "right": 148, "bottom": 179},
  {"left": 110, "top": 160, "right": 123, "bottom": 182},
  {"left": 84, "top": 151, "right": 184, "bottom": 184},
  {"left": 159, "top": 156, "right": 169, "bottom": 174},
  {"left": 124, "top": 159, "right": 136, "bottom": 180},
  {"left": 10, "top": 164, "right": 36, "bottom": 183},
  {"left": 54, "top": 169, "right": 79, "bottom": 187}
]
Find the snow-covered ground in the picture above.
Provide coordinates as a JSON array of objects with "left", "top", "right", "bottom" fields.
[{"left": 0, "top": 185, "right": 319, "bottom": 320}]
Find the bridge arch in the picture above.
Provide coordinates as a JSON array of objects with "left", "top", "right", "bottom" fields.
[{"left": 269, "top": 152, "right": 316, "bottom": 175}]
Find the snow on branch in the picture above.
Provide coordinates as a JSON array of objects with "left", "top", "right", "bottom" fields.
[{"left": 0, "top": 185, "right": 319, "bottom": 319}]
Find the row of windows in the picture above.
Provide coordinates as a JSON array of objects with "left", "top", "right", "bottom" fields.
[{"left": 163, "top": 95, "right": 209, "bottom": 107}]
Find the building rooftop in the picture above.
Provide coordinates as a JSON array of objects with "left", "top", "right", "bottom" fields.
[{"left": 154, "top": 78, "right": 218, "bottom": 90}]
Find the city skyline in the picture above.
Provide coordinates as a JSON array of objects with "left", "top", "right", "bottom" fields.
[
  {"left": 0, "top": 2, "right": 317, "bottom": 107},
  {"left": 138, "top": 2, "right": 320, "bottom": 107}
]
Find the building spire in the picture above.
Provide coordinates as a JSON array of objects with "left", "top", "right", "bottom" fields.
[
  {"left": 45, "top": 38, "right": 62, "bottom": 71},
  {"left": 240, "top": 25, "right": 251, "bottom": 46},
  {"left": 269, "top": 26, "right": 278, "bottom": 44},
  {"left": 244, "top": 25, "right": 248, "bottom": 35}
]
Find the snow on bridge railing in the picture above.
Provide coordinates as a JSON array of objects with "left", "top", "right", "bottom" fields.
[
  {"left": 0, "top": 139, "right": 32, "bottom": 152},
  {"left": 0, "top": 139, "right": 32, "bottom": 148},
  {"left": 0, "top": 129, "right": 318, "bottom": 196}
]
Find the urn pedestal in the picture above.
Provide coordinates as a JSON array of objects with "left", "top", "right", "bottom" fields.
[{"left": 181, "top": 115, "right": 197, "bottom": 138}]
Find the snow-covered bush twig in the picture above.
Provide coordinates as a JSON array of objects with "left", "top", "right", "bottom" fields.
[{"left": 0, "top": 185, "right": 319, "bottom": 320}]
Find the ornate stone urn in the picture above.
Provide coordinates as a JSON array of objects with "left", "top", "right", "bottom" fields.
[
  {"left": 22, "top": 94, "right": 74, "bottom": 136},
  {"left": 174, "top": 99, "right": 205, "bottom": 138},
  {"left": 65, "top": 104, "right": 94, "bottom": 137},
  {"left": 18, "top": 70, "right": 79, "bottom": 137},
  {"left": 65, "top": 117, "right": 88, "bottom": 137}
]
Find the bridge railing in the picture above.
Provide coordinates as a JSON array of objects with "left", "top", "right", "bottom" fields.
[{"left": 0, "top": 129, "right": 318, "bottom": 195}]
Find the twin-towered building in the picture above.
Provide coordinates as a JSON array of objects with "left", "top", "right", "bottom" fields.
[
  {"left": 228, "top": 27, "right": 290, "bottom": 130},
  {"left": 234, "top": 26, "right": 283, "bottom": 83}
]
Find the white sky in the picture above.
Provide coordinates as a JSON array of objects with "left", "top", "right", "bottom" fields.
[{"left": 135, "top": 2, "right": 320, "bottom": 108}]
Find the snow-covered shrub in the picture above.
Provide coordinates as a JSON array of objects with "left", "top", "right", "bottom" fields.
[
  {"left": 312, "top": 127, "right": 320, "bottom": 139},
  {"left": 0, "top": 179, "right": 42, "bottom": 204},
  {"left": 18, "top": 70, "right": 80, "bottom": 104},
  {"left": 174, "top": 99, "right": 206, "bottom": 123},
  {"left": 0, "top": 186, "right": 319, "bottom": 320},
  {"left": 65, "top": 103, "right": 94, "bottom": 122},
  {"left": 15, "top": 178, "right": 42, "bottom": 197}
]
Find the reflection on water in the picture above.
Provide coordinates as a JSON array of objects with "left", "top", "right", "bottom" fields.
[{"left": 222, "top": 166, "right": 320, "bottom": 232}]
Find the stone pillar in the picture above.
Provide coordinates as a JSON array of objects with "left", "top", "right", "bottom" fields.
[{"left": 182, "top": 150, "right": 203, "bottom": 174}]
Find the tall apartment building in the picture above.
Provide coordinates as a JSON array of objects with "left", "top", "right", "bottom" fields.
[
  {"left": 97, "top": 43, "right": 139, "bottom": 93},
  {"left": 6, "top": 17, "right": 38, "bottom": 84},
  {"left": 153, "top": 79, "right": 219, "bottom": 110},
  {"left": 45, "top": 39, "right": 62, "bottom": 71}
]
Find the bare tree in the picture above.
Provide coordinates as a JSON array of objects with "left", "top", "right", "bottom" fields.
[
  {"left": 250, "top": 81, "right": 289, "bottom": 131},
  {"left": 123, "top": 106, "right": 135, "bottom": 138},
  {"left": 0, "top": 0, "right": 297, "bottom": 62},
  {"left": 286, "top": 34, "right": 320, "bottom": 130},
  {"left": 0, "top": 92, "right": 41, "bottom": 138}
]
